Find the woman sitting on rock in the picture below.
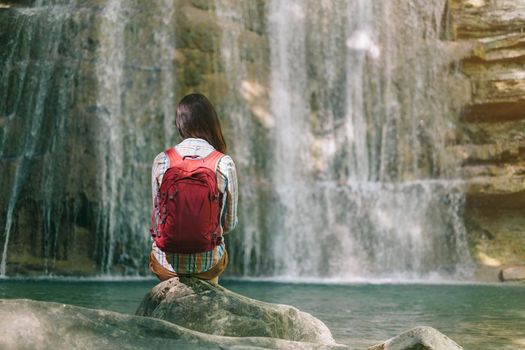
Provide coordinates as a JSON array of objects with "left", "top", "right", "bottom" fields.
[{"left": 149, "top": 93, "right": 238, "bottom": 286}]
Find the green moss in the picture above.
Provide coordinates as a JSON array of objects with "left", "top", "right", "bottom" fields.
[{"left": 183, "top": 64, "right": 201, "bottom": 86}]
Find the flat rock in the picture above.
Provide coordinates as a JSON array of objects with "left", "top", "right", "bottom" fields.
[
  {"left": 499, "top": 266, "right": 525, "bottom": 281},
  {"left": 449, "top": 0, "right": 525, "bottom": 39},
  {"left": 136, "top": 277, "right": 336, "bottom": 344},
  {"left": 0, "top": 299, "right": 346, "bottom": 350},
  {"left": 367, "top": 326, "right": 463, "bottom": 350}
]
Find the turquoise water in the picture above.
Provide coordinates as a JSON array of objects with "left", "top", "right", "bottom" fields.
[{"left": 0, "top": 279, "right": 524, "bottom": 349}]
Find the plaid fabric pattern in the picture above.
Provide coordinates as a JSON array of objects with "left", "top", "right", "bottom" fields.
[{"left": 150, "top": 138, "right": 238, "bottom": 274}]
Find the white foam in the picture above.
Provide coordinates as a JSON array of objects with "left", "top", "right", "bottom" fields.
[{"left": 222, "top": 275, "right": 515, "bottom": 287}]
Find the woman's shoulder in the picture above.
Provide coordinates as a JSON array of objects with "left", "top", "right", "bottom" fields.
[
  {"left": 218, "top": 153, "right": 235, "bottom": 166},
  {"left": 217, "top": 153, "right": 236, "bottom": 173}
]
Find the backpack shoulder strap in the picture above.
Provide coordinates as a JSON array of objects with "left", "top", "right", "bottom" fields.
[
  {"left": 165, "top": 147, "right": 182, "bottom": 168},
  {"left": 202, "top": 150, "right": 224, "bottom": 173}
]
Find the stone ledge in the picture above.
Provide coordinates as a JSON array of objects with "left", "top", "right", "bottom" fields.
[
  {"left": 451, "top": 142, "right": 525, "bottom": 165},
  {"left": 466, "top": 33, "right": 525, "bottom": 62},
  {"left": 461, "top": 99, "right": 525, "bottom": 122},
  {"left": 449, "top": 0, "right": 525, "bottom": 39},
  {"left": 458, "top": 119, "right": 525, "bottom": 144},
  {"left": 499, "top": 266, "right": 525, "bottom": 281}
]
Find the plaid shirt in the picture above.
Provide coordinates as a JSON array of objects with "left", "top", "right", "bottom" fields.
[{"left": 150, "top": 138, "right": 238, "bottom": 274}]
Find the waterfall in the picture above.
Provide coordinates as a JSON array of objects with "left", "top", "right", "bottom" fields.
[
  {"left": 0, "top": 4, "right": 73, "bottom": 276},
  {"left": 223, "top": 0, "right": 473, "bottom": 279},
  {"left": 0, "top": 0, "right": 176, "bottom": 276},
  {"left": 214, "top": 0, "right": 262, "bottom": 274},
  {"left": 95, "top": 0, "right": 126, "bottom": 274},
  {"left": 92, "top": 0, "right": 178, "bottom": 274},
  {"left": 159, "top": 0, "right": 176, "bottom": 147},
  {"left": 0, "top": 0, "right": 472, "bottom": 279}
]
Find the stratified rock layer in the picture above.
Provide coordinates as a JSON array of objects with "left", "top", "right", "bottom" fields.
[
  {"left": 449, "top": 0, "right": 525, "bottom": 272},
  {"left": 0, "top": 298, "right": 346, "bottom": 350},
  {"left": 136, "top": 277, "right": 336, "bottom": 344},
  {"left": 0, "top": 0, "right": 522, "bottom": 279},
  {"left": 368, "top": 326, "right": 463, "bottom": 350}
]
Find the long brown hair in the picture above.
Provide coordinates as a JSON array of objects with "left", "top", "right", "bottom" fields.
[{"left": 175, "top": 93, "right": 227, "bottom": 153}]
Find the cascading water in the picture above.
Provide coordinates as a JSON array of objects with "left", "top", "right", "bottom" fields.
[
  {"left": 91, "top": 0, "right": 178, "bottom": 274},
  {"left": 220, "top": 0, "right": 472, "bottom": 279},
  {"left": 0, "top": 0, "right": 177, "bottom": 276},
  {"left": 95, "top": 0, "right": 126, "bottom": 274},
  {"left": 0, "top": 0, "right": 471, "bottom": 279},
  {"left": 0, "top": 3, "right": 74, "bottom": 275}
]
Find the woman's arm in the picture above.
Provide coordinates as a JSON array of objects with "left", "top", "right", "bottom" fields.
[
  {"left": 150, "top": 152, "right": 169, "bottom": 238},
  {"left": 151, "top": 152, "right": 168, "bottom": 206},
  {"left": 218, "top": 155, "right": 238, "bottom": 233}
]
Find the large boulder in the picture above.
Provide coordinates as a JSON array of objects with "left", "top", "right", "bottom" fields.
[
  {"left": 136, "top": 277, "right": 336, "bottom": 344},
  {"left": 367, "top": 326, "right": 462, "bottom": 350},
  {"left": 0, "top": 299, "right": 346, "bottom": 350},
  {"left": 499, "top": 266, "right": 525, "bottom": 281}
]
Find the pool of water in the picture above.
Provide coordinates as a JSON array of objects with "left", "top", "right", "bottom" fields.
[{"left": 0, "top": 278, "right": 523, "bottom": 349}]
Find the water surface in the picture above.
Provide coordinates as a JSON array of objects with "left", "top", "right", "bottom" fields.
[{"left": 0, "top": 279, "right": 523, "bottom": 349}]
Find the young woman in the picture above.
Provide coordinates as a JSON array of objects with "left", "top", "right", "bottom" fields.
[{"left": 149, "top": 93, "right": 238, "bottom": 285}]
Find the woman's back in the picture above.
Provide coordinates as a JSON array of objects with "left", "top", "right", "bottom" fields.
[{"left": 148, "top": 94, "right": 238, "bottom": 285}]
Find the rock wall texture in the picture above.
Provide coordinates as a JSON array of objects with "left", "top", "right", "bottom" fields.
[
  {"left": 0, "top": 0, "right": 523, "bottom": 278},
  {"left": 0, "top": 0, "right": 269, "bottom": 276},
  {"left": 448, "top": 0, "right": 525, "bottom": 273}
]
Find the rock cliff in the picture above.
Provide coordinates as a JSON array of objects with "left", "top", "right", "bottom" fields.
[
  {"left": 0, "top": 0, "right": 523, "bottom": 278},
  {"left": 448, "top": 0, "right": 525, "bottom": 275}
]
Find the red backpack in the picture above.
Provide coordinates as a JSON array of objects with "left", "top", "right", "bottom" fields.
[{"left": 150, "top": 147, "right": 224, "bottom": 253}]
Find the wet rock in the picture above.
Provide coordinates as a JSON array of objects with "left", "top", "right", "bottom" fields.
[
  {"left": 499, "top": 266, "right": 525, "bottom": 281},
  {"left": 368, "top": 326, "right": 463, "bottom": 350},
  {"left": 451, "top": 0, "right": 525, "bottom": 269},
  {"left": 0, "top": 299, "right": 346, "bottom": 350},
  {"left": 136, "top": 277, "right": 336, "bottom": 345},
  {"left": 449, "top": 0, "right": 525, "bottom": 39},
  {"left": 465, "top": 208, "right": 525, "bottom": 270}
]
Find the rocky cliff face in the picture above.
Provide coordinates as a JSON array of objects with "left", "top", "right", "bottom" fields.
[
  {"left": 0, "top": 0, "right": 522, "bottom": 278},
  {"left": 449, "top": 0, "right": 525, "bottom": 272},
  {"left": 0, "top": 0, "right": 270, "bottom": 276}
]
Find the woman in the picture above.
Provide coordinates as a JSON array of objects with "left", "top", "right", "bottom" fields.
[{"left": 149, "top": 93, "right": 238, "bottom": 286}]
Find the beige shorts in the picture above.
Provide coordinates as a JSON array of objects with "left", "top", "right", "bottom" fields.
[{"left": 149, "top": 249, "right": 229, "bottom": 282}]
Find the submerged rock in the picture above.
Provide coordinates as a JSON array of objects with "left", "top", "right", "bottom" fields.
[
  {"left": 136, "top": 277, "right": 336, "bottom": 344},
  {"left": 0, "top": 299, "right": 346, "bottom": 350},
  {"left": 367, "top": 326, "right": 462, "bottom": 350},
  {"left": 499, "top": 266, "right": 525, "bottom": 281}
]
